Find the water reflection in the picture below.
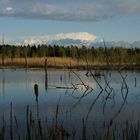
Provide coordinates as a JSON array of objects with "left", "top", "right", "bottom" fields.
[
  {"left": 2, "top": 69, "right": 5, "bottom": 98},
  {"left": 0, "top": 69, "right": 140, "bottom": 131},
  {"left": 45, "top": 73, "right": 48, "bottom": 92}
]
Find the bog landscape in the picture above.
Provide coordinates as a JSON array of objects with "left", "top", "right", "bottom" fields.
[
  {"left": 0, "top": 42, "right": 140, "bottom": 140},
  {"left": 0, "top": 0, "right": 140, "bottom": 139}
]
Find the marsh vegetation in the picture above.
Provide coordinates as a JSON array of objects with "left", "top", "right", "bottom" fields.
[{"left": 0, "top": 45, "right": 140, "bottom": 70}]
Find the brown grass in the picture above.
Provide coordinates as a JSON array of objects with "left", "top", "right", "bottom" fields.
[
  {"left": 1, "top": 57, "right": 136, "bottom": 70},
  {"left": 0, "top": 57, "right": 92, "bottom": 68}
]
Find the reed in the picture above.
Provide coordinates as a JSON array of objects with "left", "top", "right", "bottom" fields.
[
  {"left": 10, "top": 102, "right": 13, "bottom": 140},
  {"left": 1, "top": 57, "right": 139, "bottom": 70},
  {"left": 14, "top": 116, "right": 21, "bottom": 140},
  {"left": 0, "top": 114, "right": 5, "bottom": 140},
  {"left": 0, "top": 104, "right": 140, "bottom": 140},
  {"left": 0, "top": 57, "right": 108, "bottom": 69},
  {"left": 26, "top": 105, "right": 31, "bottom": 140},
  {"left": 0, "top": 57, "right": 86, "bottom": 67}
]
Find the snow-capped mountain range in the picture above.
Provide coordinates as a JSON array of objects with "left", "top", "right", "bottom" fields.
[
  {"left": 18, "top": 32, "right": 140, "bottom": 48},
  {"left": 18, "top": 32, "right": 97, "bottom": 46}
]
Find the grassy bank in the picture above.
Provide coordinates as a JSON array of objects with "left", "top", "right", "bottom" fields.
[{"left": 0, "top": 57, "right": 140, "bottom": 70}]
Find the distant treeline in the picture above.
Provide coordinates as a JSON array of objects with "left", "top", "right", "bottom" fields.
[{"left": 0, "top": 44, "right": 140, "bottom": 65}]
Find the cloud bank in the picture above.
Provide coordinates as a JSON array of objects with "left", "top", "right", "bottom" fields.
[{"left": 0, "top": 0, "right": 140, "bottom": 21}]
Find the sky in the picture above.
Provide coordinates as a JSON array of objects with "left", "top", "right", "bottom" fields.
[{"left": 0, "top": 0, "right": 140, "bottom": 44}]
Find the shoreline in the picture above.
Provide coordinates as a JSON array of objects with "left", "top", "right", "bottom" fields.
[
  {"left": 0, "top": 57, "right": 140, "bottom": 71},
  {"left": 0, "top": 64, "right": 140, "bottom": 71}
]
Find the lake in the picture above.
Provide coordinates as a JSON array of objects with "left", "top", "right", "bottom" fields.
[{"left": 0, "top": 69, "right": 140, "bottom": 139}]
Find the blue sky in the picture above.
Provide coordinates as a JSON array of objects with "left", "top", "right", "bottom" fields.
[{"left": 0, "top": 0, "right": 140, "bottom": 44}]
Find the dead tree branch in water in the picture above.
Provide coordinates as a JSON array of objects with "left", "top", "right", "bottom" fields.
[
  {"left": 102, "top": 75, "right": 116, "bottom": 114},
  {"left": 71, "top": 70, "right": 91, "bottom": 90},
  {"left": 118, "top": 71, "right": 129, "bottom": 103},
  {"left": 85, "top": 89, "right": 103, "bottom": 124},
  {"left": 90, "top": 70, "right": 103, "bottom": 91},
  {"left": 108, "top": 71, "right": 129, "bottom": 126}
]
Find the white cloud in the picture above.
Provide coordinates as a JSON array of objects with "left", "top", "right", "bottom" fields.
[
  {"left": 0, "top": 7, "right": 15, "bottom": 16},
  {"left": 0, "top": 0, "right": 140, "bottom": 21},
  {"left": 5, "top": 7, "right": 14, "bottom": 13}
]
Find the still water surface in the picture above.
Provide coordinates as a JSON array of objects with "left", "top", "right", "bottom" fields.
[{"left": 0, "top": 69, "right": 140, "bottom": 134}]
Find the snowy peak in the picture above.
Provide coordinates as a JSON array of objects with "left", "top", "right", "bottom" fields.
[{"left": 18, "top": 32, "right": 97, "bottom": 46}]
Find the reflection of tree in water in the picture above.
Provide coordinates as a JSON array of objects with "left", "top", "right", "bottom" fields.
[
  {"left": 34, "top": 84, "right": 39, "bottom": 118},
  {"left": 108, "top": 71, "right": 129, "bottom": 126},
  {"left": 2, "top": 69, "right": 5, "bottom": 98},
  {"left": 41, "top": 69, "right": 134, "bottom": 130},
  {"left": 19, "top": 70, "right": 140, "bottom": 139},
  {"left": 67, "top": 87, "right": 93, "bottom": 114},
  {"left": 102, "top": 75, "right": 116, "bottom": 114},
  {"left": 65, "top": 70, "right": 94, "bottom": 114},
  {"left": 85, "top": 89, "right": 103, "bottom": 124},
  {"left": 64, "top": 70, "right": 130, "bottom": 128},
  {"left": 45, "top": 73, "right": 48, "bottom": 92}
]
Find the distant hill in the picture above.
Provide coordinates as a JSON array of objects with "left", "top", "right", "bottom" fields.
[{"left": 18, "top": 32, "right": 140, "bottom": 48}]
